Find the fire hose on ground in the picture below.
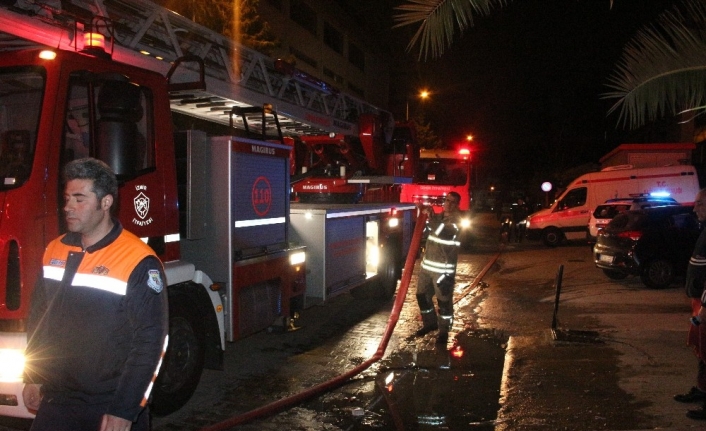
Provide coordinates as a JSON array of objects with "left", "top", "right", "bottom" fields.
[{"left": 199, "top": 212, "right": 501, "bottom": 430}]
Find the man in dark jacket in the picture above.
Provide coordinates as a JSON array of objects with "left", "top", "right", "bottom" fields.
[
  {"left": 23, "top": 158, "right": 168, "bottom": 431},
  {"left": 676, "top": 188, "right": 706, "bottom": 420},
  {"left": 414, "top": 191, "right": 463, "bottom": 345}
]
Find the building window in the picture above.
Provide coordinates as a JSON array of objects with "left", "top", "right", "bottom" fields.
[
  {"left": 290, "top": 0, "right": 317, "bottom": 36},
  {"left": 347, "top": 82, "right": 364, "bottom": 98},
  {"left": 289, "top": 47, "right": 317, "bottom": 69},
  {"left": 348, "top": 43, "right": 365, "bottom": 72},
  {"left": 323, "top": 22, "right": 343, "bottom": 54},
  {"left": 323, "top": 67, "right": 344, "bottom": 85}
]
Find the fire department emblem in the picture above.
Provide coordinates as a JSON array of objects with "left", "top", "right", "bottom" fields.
[{"left": 134, "top": 192, "right": 150, "bottom": 220}]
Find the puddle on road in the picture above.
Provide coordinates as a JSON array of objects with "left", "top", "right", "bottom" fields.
[{"left": 315, "top": 330, "right": 506, "bottom": 430}]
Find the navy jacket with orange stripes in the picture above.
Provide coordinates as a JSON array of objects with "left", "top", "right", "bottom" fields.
[{"left": 25, "top": 221, "right": 168, "bottom": 422}]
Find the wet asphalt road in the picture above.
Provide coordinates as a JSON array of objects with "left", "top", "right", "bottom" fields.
[
  {"left": 146, "top": 213, "right": 506, "bottom": 431},
  {"left": 0, "top": 212, "right": 503, "bottom": 431},
  {"left": 1, "top": 211, "right": 701, "bottom": 430}
]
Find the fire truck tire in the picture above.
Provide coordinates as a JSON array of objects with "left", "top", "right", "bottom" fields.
[
  {"left": 350, "top": 245, "right": 399, "bottom": 300},
  {"left": 151, "top": 295, "right": 206, "bottom": 416},
  {"left": 377, "top": 250, "right": 399, "bottom": 300}
]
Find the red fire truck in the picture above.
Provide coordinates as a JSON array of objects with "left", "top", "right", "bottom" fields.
[
  {"left": 400, "top": 147, "right": 473, "bottom": 244},
  {"left": 400, "top": 147, "right": 473, "bottom": 211},
  {"left": 0, "top": 0, "right": 415, "bottom": 419}
]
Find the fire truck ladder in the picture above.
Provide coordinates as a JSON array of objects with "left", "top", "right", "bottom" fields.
[{"left": 0, "top": 0, "right": 389, "bottom": 136}]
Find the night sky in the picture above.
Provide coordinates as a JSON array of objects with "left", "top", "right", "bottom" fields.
[{"left": 386, "top": 0, "right": 678, "bottom": 195}]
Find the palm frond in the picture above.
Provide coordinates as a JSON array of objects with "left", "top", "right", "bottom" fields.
[
  {"left": 393, "top": 0, "right": 507, "bottom": 60},
  {"left": 605, "top": 0, "right": 706, "bottom": 129}
]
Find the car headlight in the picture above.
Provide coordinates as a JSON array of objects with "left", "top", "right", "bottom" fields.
[{"left": 460, "top": 218, "right": 471, "bottom": 229}]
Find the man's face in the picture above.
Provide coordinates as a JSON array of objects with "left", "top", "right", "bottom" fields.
[
  {"left": 64, "top": 179, "right": 106, "bottom": 235},
  {"left": 443, "top": 195, "right": 459, "bottom": 213},
  {"left": 694, "top": 192, "right": 706, "bottom": 222}
]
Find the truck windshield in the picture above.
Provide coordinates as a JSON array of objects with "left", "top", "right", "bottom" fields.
[
  {"left": 415, "top": 159, "right": 468, "bottom": 186},
  {"left": 0, "top": 66, "right": 43, "bottom": 189}
]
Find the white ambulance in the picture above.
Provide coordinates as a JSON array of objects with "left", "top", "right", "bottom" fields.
[{"left": 526, "top": 165, "right": 700, "bottom": 247}]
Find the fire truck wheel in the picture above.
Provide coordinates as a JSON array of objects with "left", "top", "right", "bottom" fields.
[
  {"left": 151, "top": 296, "right": 206, "bottom": 416},
  {"left": 376, "top": 254, "right": 398, "bottom": 300},
  {"left": 351, "top": 246, "right": 399, "bottom": 300}
]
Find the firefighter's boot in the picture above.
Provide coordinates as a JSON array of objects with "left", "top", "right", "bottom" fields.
[
  {"left": 415, "top": 294, "right": 438, "bottom": 337},
  {"left": 436, "top": 300, "right": 453, "bottom": 344}
]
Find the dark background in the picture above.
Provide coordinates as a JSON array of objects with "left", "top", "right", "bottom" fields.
[{"left": 376, "top": 0, "right": 682, "bottom": 197}]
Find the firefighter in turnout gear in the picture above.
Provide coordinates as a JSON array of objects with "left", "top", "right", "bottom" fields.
[{"left": 415, "top": 191, "right": 463, "bottom": 344}]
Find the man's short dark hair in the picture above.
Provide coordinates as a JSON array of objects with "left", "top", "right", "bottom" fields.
[
  {"left": 63, "top": 158, "right": 118, "bottom": 204},
  {"left": 447, "top": 191, "right": 461, "bottom": 203}
]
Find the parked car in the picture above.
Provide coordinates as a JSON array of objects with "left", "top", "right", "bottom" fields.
[
  {"left": 593, "top": 205, "right": 701, "bottom": 289},
  {"left": 587, "top": 194, "right": 679, "bottom": 243}
]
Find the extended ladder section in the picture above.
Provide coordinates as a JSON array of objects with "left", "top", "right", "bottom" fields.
[{"left": 0, "top": 0, "right": 389, "bottom": 136}]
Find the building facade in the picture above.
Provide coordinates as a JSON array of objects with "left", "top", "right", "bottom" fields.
[{"left": 258, "top": 0, "right": 391, "bottom": 111}]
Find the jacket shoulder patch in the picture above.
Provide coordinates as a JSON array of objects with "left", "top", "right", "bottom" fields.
[{"left": 147, "top": 269, "right": 164, "bottom": 294}]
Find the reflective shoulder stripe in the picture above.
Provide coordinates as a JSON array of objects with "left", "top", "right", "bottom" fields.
[
  {"left": 43, "top": 266, "right": 64, "bottom": 281},
  {"left": 427, "top": 235, "right": 461, "bottom": 247},
  {"left": 72, "top": 273, "right": 128, "bottom": 296}
]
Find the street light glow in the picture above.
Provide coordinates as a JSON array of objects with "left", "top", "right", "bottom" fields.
[{"left": 407, "top": 88, "right": 432, "bottom": 121}]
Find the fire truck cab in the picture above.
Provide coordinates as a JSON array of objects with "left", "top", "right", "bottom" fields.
[
  {"left": 400, "top": 148, "right": 473, "bottom": 243},
  {"left": 0, "top": 43, "right": 309, "bottom": 416}
]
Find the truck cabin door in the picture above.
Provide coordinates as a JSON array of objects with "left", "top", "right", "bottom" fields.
[{"left": 59, "top": 71, "right": 156, "bottom": 232}]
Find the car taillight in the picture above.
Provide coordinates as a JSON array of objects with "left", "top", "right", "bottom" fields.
[{"left": 617, "top": 230, "right": 643, "bottom": 241}]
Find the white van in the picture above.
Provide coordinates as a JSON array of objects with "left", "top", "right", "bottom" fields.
[{"left": 526, "top": 165, "right": 700, "bottom": 246}]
